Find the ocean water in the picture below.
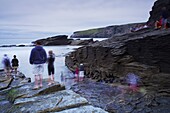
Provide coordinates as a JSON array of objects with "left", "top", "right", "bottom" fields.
[
  {"left": 0, "top": 38, "right": 33, "bottom": 46},
  {"left": 0, "top": 38, "right": 107, "bottom": 46},
  {"left": 0, "top": 46, "right": 80, "bottom": 84}
]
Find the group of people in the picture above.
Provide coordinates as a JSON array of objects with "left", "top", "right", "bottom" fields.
[
  {"left": 1, "top": 41, "right": 55, "bottom": 90},
  {"left": 155, "top": 7, "right": 169, "bottom": 29},
  {"left": 29, "top": 41, "right": 56, "bottom": 89},
  {"left": 2, "top": 41, "right": 85, "bottom": 90},
  {"left": 2, "top": 54, "right": 19, "bottom": 78},
  {"left": 130, "top": 24, "right": 149, "bottom": 32}
]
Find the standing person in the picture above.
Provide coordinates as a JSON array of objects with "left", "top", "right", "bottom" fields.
[
  {"left": 29, "top": 41, "right": 47, "bottom": 89},
  {"left": 11, "top": 55, "right": 19, "bottom": 77},
  {"left": 74, "top": 65, "right": 79, "bottom": 82},
  {"left": 47, "top": 50, "right": 55, "bottom": 85},
  {"left": 79, "top": 63, "right": 84, "bottom": 81},
  {"left": 2, "top": 54, "right": 11, "bottom": 77},
  {"left": 161, "top": 7, "right": 168, "bottom": 29},
  {"left": 155, "top": 16, "right": 162, "bottom": 29}
]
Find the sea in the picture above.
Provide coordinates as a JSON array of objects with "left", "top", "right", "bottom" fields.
[{"left": 0, "top": 38, "right": 106, "bottom": 87}]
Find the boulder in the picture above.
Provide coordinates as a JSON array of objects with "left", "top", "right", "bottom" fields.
[{"left": 33, "top": 35, "right": 70, "bottom": 46}]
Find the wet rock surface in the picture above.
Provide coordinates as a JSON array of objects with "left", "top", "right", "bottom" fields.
[
  {"left": 0, "top": 71, "right": 108, "bottom": 113},
  {"left": 71, "top": 79, "right": 170, "bottom": 113}
]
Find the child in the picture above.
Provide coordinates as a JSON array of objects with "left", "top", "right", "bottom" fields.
[
  {"left": 74, "top": 66, "right": 79, "bottom": 82},
  {"left": 11, "top": 55, "right": 19, "bottom": 77},
  {"left": 47, "top": 50, "right": 55, "bottom": 85}
]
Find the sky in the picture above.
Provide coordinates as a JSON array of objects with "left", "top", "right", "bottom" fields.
[{"left": 0, "top": 0, "right": 156, "bottom": 43}]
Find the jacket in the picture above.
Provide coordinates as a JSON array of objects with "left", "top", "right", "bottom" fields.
[{"left": 29, "top": 46, "right": 47, "bottom": 64}]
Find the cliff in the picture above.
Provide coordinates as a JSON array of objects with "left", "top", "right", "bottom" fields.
[
  {"left": 148, "top": 0, "right": 170, "bottom": 24},
  {"left": 71, "top": 0, "right": 170, "bottom": 38},
  {"left": 66, "top": 0, "right": 170, "bottom": 83},
  {"left": 70, "top": 23, "right": 145, "bottom": 38},
  {"left": 66, "top": 28, "right": 170, "bottom": 87}
]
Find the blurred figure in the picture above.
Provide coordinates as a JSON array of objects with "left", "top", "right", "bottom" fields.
[
  {"left": 74, "top": 65, "right": 79, "bottom": 82},
  {"left": 29, "top": 41, "right": 47, "bottom": 89},
  {"left": 126, "top": 73, "right": 140, "bottom": 92},
  {"left": 60, "top": 71, "right": 64, "bottom": 82},
  {"left": 2, "top": 54, "right": 11, "bottom": 77},
  {"left": 166, "top": 20, "right": 170, "bottom": 28},
  {"left": 47, "top": 50, "right": 55, "bottom": 85},
  {"left": 60, "top": 71, "right": 66, "bottom": 85},
  {"left": 161, "top": 7, "right": 168, "bottom": 29},
  {"left": 79, "top": 63, "right": 84, "bottom": 81},
  {"left": 11, "top": 55, "right": 19, "bottom": 77},
  {"left": 155, "top": 16, "right": 162, "bottom": 29}
]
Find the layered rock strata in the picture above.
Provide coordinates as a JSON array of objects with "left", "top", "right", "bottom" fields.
[
  {"left": 65, "top": 28, "right": 170, "bottom": 87},
  {"left": 70, "top": 23, "right": 144, "bottom": 38}
]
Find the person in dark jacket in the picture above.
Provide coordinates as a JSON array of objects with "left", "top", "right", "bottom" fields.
[
  {"left": 29, "top": 41, "right": 47, "bottom": 89},
  {"left": 47, "top": 50, "right": 55, "bottom": 85},
  {"left": 11, "top": 55, "right": 19, "bottom": 77}
]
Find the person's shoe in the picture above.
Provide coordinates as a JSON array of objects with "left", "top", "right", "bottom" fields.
[
  {"left": 32, "top": 86, "right": 39, "bottom": 90},
  {"left": 48, "top": 82, "right": 52, "bottom": 86},
  {"left": 51, "top": 81, "right": 55, "bottom": 84},
  {"left": 39, "top": 84, "right": 43, "bottom": 88}
]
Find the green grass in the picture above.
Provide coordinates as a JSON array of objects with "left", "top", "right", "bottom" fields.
[
  {"left": 6, "top": 89, "right": 18, "bottom": 103},
  {"left": 75, "top": 28, "right": 100, "bottom": 35}
]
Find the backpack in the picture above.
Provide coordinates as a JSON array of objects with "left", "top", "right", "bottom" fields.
[{"left": 4, "top": 58, "right": 10, "bottom": 67}]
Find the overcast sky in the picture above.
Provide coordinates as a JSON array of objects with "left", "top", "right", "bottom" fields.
[{"left": 0, "top": 0, "right": 156, "bottom": 40}]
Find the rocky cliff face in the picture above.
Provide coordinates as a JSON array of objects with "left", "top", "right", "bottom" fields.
[
  {"left": 71, "top": 0, "right": 170, "bottom": 38},
  {"left": 65, "top": 28, "right": 170, "bottom": 86},
  {"left": 70, "top": 23, "right": 145, "bottom": 38},
  {"left": 148, "top": 0, "right": 170, "bottom": 24}
]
